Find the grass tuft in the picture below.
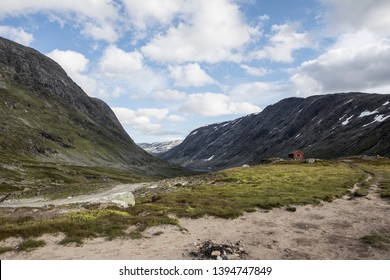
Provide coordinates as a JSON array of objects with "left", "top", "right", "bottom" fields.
[
  {"left": 17, "top": 239, "right": 46, "bottom": 251},
  {"left": 361, "top": 235, "right": 390, "bottom": 249},
  {"left": 0, "top": 246, "right": 14, "bottom": 254}
]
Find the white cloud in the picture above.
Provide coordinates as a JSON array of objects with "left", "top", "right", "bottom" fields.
[
  {"left": 320, "top": 0, "right": 390, "bottom": 36},
  {"left": 81, "top": 22, "right": 119, "bottom": 42},
  {"left": 0, "top": 25, "right": 33, "bottom": 46},
  {"left": 154, "top": 89, "right": 186, "bottom": 102},
  {"left": 96, "top": 45, "right": 167, "bottom": 98},
  {"left": 123, "top": 0, "right": 184, "bottom": 29},
  {"left": 290, "top": 1, "right": 390, "bottom": 97},
  {"left": 229, "top": 81, "right": 288, "bottom": 105},
  {"left": 259, "top": 14, "right": 270, "bottom": 21},
  {"left": 169, "top": 63, "right": 214, "bottom": 87},
  {"left": 181, "top": 92, "right": 260, "bottom": 117},
  {"left": 112, "top": 107, "right": 185, "bottom": 135},
  {"left": 46, "top": 49, "right": 96, "bottom": 95},
  {"left": 141, "top": 0, "right": 258, "bottom": 63},
  {"left": 252, "top": 22, "right": 311, "bottom": 63},
  {"left": 47, "top": 49, "right": 89, "bottom": 73},
  {"left": 291, "top": 30, "right": 390, "bottom": 96},
  {"left": 99, "top": 45, "right": 143, "bottom": 76},
  {"left": 240, "top": 64, "right": 269, "bottom": 77},
  {"left": 0, "top": 0, "right": 120, "bottom": 42}
]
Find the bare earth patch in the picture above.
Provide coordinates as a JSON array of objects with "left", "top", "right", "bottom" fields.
[{"left": 1, "top": 191, "right": 389, "bottom": 260}]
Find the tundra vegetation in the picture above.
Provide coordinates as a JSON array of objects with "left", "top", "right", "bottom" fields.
[{"left": 0, "top": 157, "right": 389, "bottom": 253}]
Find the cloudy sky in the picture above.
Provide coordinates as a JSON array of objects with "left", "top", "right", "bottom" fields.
[{"left": 1, "top": 0, "right": 390, "bottom": 143}]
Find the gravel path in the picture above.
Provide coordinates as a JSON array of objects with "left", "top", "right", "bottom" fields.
[{"left": 0, "top": 182, "right": 155, "bottom": 208}]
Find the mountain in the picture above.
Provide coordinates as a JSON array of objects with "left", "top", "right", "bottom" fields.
[
  {"left": 138, "top": 140, "right": 183, "bottom": 155},
  {"left": 0, "top": 36, "right": 188, "bottom": 178},
  {"left": 160, "top": 92, "right": 390, "bottom": 170}
]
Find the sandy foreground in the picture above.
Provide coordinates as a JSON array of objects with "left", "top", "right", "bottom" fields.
[{"left": 1, "top": 185, "right": 389, "bottom": 260}]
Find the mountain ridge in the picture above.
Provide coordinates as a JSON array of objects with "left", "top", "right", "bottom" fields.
[
  {"left": 0, "top": 36, "right": 188, "bottom": 178},
  {"left": 160, "top": 92, "right": 390, "bottom": 170}
]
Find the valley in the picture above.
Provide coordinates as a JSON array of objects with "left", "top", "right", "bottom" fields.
[{"left": 0, "top": 36, "right": 389, "bottom": 260}]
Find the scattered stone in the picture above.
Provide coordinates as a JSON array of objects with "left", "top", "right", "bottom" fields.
[
  {"left": 99, "top": 192, "right": 135, "bottom": 208},
  {"left": 286, "top": 206, "right": 297, "bottom": 212},
  {"left": 189, "top": 240, "right": 249, "bottom": 260},
  {"left": 211, "top": 250, "right": 221, "bottom": 257}
]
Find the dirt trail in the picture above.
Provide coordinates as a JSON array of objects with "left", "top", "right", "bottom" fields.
[{"left": 0, "top": 182, "right": 155, "bottom": 208}]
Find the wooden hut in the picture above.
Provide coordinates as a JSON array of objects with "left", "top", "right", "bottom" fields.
[{"left": 288, "top": 150, "right": 304, "bottom": 160}]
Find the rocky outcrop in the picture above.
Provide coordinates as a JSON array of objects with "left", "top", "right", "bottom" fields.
[{"left": 160, "top": 92, "right": 390, "bottom": 170}]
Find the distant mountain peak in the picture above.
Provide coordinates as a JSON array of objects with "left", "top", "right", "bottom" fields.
[{"left": 138, "top": 140, "right": 183, "bottom": 155}]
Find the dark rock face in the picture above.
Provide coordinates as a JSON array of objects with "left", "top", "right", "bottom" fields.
[
  {"left": 0, "top": 36, "right": 188, "bottom": 177},
  {"left": 160, "top": 92, "right": 390, "bottom": 170}
]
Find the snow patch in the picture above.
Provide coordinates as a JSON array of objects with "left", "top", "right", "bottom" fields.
[
  {"left": 190, "top": 130, "right": 198, "bottom": 136},
  {"left": 375, "top": 114, "right": 390, "bottom": 122},
  {"left": 339, "top": 114, "right": 347, "bottom": 121},
  {"left": 362, "top": 114, "right": 390, "bottom": 127},
  {"left": 344, "top": 99, "right": 353, "bottom": 104},
  {"left": 204, "top": 155, "right": 215, "bottom": 162},
  {"left": 358, "top": 110, "right": 378, "bottom": 118},
  {"left": 383, "top": 101, "right": 389, "bottom": 106},
  {"left": 341, "top": 116, "right": 353, "bottom": 126},
  {"left": 294, "top": 134, "right": 301, "bottom": 139}
]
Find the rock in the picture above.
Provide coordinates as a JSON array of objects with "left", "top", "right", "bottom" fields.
[
  {"left": 211, "top": 250, "right": 221, "bottom": 258},
  {"left": 190, "top": 240, "right": 249, "bottom": 260},
  {"left": 306, "top": 158, "right": 316, "bottom": 164},
  {"left": 100, "top": 192, "right": 135, "bottom": 207}
]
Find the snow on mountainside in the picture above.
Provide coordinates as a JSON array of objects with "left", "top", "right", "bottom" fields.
[
  {"left": 160, "top": 92, "right": 390, "bottom": 170},
  {"left": 138, "top": 140, "right": 183, "bottom": 155}
]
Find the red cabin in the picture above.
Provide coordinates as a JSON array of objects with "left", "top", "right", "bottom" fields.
[{"left": 288, "top": 150, "right": 304, "bottom": 160}]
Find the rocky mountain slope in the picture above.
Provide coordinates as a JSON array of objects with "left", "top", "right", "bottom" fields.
[
  {"left": 138, "top": 140, "right": 183, "bottom": 155},
  {"left": 160, "top": 92, "right": 390, "bottom": 170},
  {"left": 0, "top": 36, "right": 188, "bottom": 178}
]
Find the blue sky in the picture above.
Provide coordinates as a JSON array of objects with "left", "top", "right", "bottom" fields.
[{"left": 1, "top": 0, "right": 390, "bottom": 143}]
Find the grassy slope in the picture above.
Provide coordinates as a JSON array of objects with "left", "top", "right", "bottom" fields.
[
  {"left": 0, "top": 85, "right": 142, "bottom": 167},
  {"left": 0, "top": 84, "right": 192, "bottom": 199},
  {"left": 1, "top": 159, "right": 377, "bottom": 249},
  {"left": 0, "top": 155, "right": 151, "bottom": 199}
]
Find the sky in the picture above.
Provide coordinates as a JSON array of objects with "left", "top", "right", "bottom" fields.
[{"left": 1, "top": 0, "right": 390, "bottom": 143}]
